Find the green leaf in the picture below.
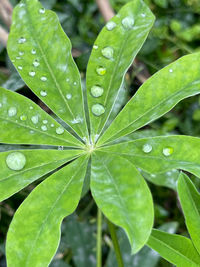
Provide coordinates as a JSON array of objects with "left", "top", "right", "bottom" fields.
[
  {"left": 0, "top": 149, "right": 82, "bottom": 202},
  {"left": 6, "top": 155, "right": 89, "bottom": 267},
  {"left": 86, "top": 0, "right": 155, "bottom": 142},
  {"left": 0, "top": 87, "right": 82, "bottom": 147},
  {"left": 178, "top": 173, "right": 200, "bottom": 254},
  {"left": 90, "top": 151, "right": 154, "bottom": 254},
  {"left": 98, "top": 53, "right": 200, "bottom": 145},
  {"left": 147, "top": 229, "right": 200, "bottom": 266},
  {"left": 102, "top": 135, "right": 200, "bottom": 177},
  {"left": 7, "top": 0, "right": 88, "bottom": 141}
]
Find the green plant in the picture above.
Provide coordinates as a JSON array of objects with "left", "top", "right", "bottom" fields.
[{"left": 1, "top": 0, "right": 200, "bottom": 266}]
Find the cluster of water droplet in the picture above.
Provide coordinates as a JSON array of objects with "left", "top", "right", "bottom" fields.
[{"left": 142, "top": 143, "right": 174, "bottom": 157}]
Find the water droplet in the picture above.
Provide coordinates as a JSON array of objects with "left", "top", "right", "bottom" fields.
[
  {"left": 43, "top": 120, "right": 48, "bottom": 124},
  {"left": 40, "top": 90, "right": 47, "bottom": 97},
  {"left": 31, "top": 49, "right": 36, "bottom": 54},
  {"left": 18, "top": 66, "right": 23, "bottom": 70},
  {"left": 20, "top": 115, "right": 27, "bottom": 121},
  {"left": 92, "top": 104, "right": 105, "bottom": 116},
  {"left": 39, "top": 8, "right": 45, "bottom": 14},
  {"left": 41, "top": 125, "right": 47, "bottom": 131},
  {"left": 30, "top": 130, "right": 34, "bottom": 134},
  {"left": 169, "top": 69, "right": 173, "bottom": 73},
  {"left": 0, "top": 103, "right": 2, "bottom": 108},
  {"left": 19, "top": 51, "right": 24, "bottom": 56},
  {"left": 163, "top": 147, "right": 174, "bottom": 157},
  {"left": 101, "top": 47, "right": 114, "bottom": 59},
  {"left": 106, "top": 21, "right": 116, "bottom": 31},
  {"left": 29, "top": 71, "right": 36, "bottom": 77},
  {"left": 18, "top": 37, "right": 26, "bottom": 44},
  {"left": 56, "top": 126, "right": 64, "bottom": 135},
  {"left": 96, "top": 66, "right": 106, "bottom": 76},
  {"left": 50, "top": 123, "right": 54, "bottom": 127},
  {"left": 91, "top": 85, "right": 104, "bottom": 98},
  {"left": 16, "top": 56, "right": 21, "bottom": 60},
  {"left": 41, "top": 76, "right": 47, "bottom": 82},
  {"left": 143, "top": 144, "right": 152, "bottom": 153},
  {"left": 33, "top": 59, "right": 40, "bottom": 67},
  {"left": 6, "top": 152, "right": 26, "bottom": 171},
  {"left": 141, "top": 13, "right": 146, "bottom": 17},
  {"left": 73, "top": 82, "right": 77, "bottom": 86},
  {"left": 122, "top": 16, "right": 134, "bottom": 29},
  {"left": 66, "top": 78, "right": 70, "bottom": 82},
  {"left": 8, "top": 107, "right": 17, "bottom": 117},
  {"left": 66, "top": 94, "right": 72, "bottom": 100},
  {"left": 31, "top": 115, "right": 39, "bottom": 124},
  {"left": 19, "top": 3, "right": 25, "bottom": 7},
  {"left": 151, "top": 174, "right": 156, "bottom": 178},
  {"left": 93, "top": 45, "right": 98, "bottom": 50},
  {"left": 30, "top": 106, "right": 33, "bottom": 110},
  {"left": 58, "top": 146, "right": 64, "bottom": 150}
]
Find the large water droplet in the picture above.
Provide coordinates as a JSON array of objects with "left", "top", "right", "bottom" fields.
[
  {"left": 41, "top": 125, "right": 47, "bottom": 131},
  {"left": 66, "top": 94, "right": 72, "bottom": 100},
  {"left": 92, "top": 104, "right": 105, "bottom": 116},
  {"left": 20, "top": 115, "right": 27, "bottom": 121},
  {"left": 39, "top": 8, "right": 45, "bottom": 14},
  {"left": 18, "top": 37, "right": 26, "bottom": 44},
  {"left": 8, "top": 107, "right": 17, "bottom": 117},
  {"left": 41, "top": 76, "right": 47, "bottom": 82},
  {"left": 40, "top": 90, "right": 47, "bottom": 97},
  {"left": 31, "top": 49, "right": 36, "bottom": 55},
  {"left": 6, "top": 152, "right": 26, "bottom": 171},
  {"left": 143, "top": 144, "right": 152, "bottom": 153},
  {"left": 31, "top": 115, "right": 39, "bottom": 124},
  {"left": 56, "top": 126, "right": 64, "bottom": 135},
  {"left": 122, "top": 16, "right": 134, "bottom": 29},
  {"left": 33, "top": 59, "right": 40, "bottom": 67},
  {"left": 96, "top": 66, "right": 106, "bottom": 76},
  {"left": 91, "top": 85, "right": 104, "bottom": 98},
  {"left": 163, "top": 147, "right": 174, "bottom": 157},
  {"left": 29, "top": 71, "right": 36, "bottom": 77},
  {"left": 101, "top": 47, "right": 114, "bottom": 59},
  {"left": 106, "top": 21, "right": 116, "bottom": 31}
]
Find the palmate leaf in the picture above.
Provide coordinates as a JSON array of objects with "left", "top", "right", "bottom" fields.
[
  {"left": 178, "top": 173, "right": 200, "bottom": 254},
  {"left": 6, "top": 155, "right": 89, "bottom": 267},
  {"left": 8, "top": 0, "right": 88, "bottom": 141},
  {"left": 0, "top": 87, "right": 82, "bottom": 147},
  {"left": 86, "top": 0, "right": 155, "bottom": 142},
  {"left": 147, "top": 229, "right": 200, "bottom": 266},
  {"left": 102, "top": 135, "right": 200, "bottom": 177},
  {"left": 0, "top": 149, "right": 82, "bottom": 202},
  {"left": 98, "top": 53, "right": 200, "bottom": 145},
  {"left": 91, "top": 151, "right": 154, "bottom": 254}
]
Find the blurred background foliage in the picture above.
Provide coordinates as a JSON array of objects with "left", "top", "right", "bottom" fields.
[{"left": 0, "top": 0, "right": 200, "bottom": 266}]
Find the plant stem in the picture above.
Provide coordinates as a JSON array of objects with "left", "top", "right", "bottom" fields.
[
  {"left": 107, "top": 220, "right": 124, "bottom": 267},
  {"left": 97, "top": 208, "right": 102, "bottom": 267}
]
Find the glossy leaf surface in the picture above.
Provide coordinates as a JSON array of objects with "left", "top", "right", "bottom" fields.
[
  {"left": 6, "top": 156, "right": 88, "bottom": 267},
  {"left": 103, "top": 135, "right": 200, "bottom": 177},
  {"left": 0, "top": 149, "right": 82, "bottom": 202},
  {"left": 147, "top": 229, "right": 200, "bottom": 266},
  {"left": 86, "top": 0, "right": 155, "bottom": 142},
  {"left": 98, "top": 53, "right": 200, "bottom": 145},
  {"left": 90, "top": 151, "right": 154, "bottom": 253},
  {"left": 178, "top": 173, "right": 200, "bottom": 254},
  {"left": 8, "top": 0, "right": 88, "bottom": 140},
  {"left": 0, "top": 87, "right": 82, "bottom": 147}
]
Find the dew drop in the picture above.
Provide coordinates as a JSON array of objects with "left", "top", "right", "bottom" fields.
[
  {"left": 93, "top": 45, "right": 98, "bottom": 50},
  {"left": 163, "top": 147, "right": 174, "bottom": 157},
  {"left": 43, "top": 119, "right": 48, "bottom": 124},
  {"left": 101, "top": 47, "right": 114, "bottom": 59},
  {"left": 30, "top": 130, "right": 34, "bottom": 134},
  {"left": 141, "top": 13, "right": 146, "bottom": 17},
  {"left": 92, "top": 104, "right": 105, "bottom": 116},
  {"left": 96, "top": 66, "right": 106, "bottom": 76},
  {"left": 56, "top": 126, "right": 64, "bottom": 135},
  {"left": 40, "top": 90, "right": 47, "bottom": 97},
  {"left": 16, "top": 56, "right": 21, "bottom": 60},
  {"left": 50, "top": 123, "right": 55, "bottom": 127},
  {"left": 66, "top": 78, "right": 70, "bottom": 82},
  {"left": 91, "top": 85, "right": 104, "bottom": 98},
  {"left": 73, "top": 82, "right": 77, "bottom": 86},
  {"left": 29, "top": 71, "right": 36, "bottom": 77},
  {"left": 8, "top": 107, "right": 17, "bottom": 117},
  {"left": 169, "top": 69, "right": 173, "bottom": 73},
  {"left": 31, "top": 115, "right": 39, "bottom": 124},
  {"left": 106, "top": 21, "right": 117, "bottom": 31},
  {"left": 41, "top": 125, "right": 47, "bottom": 131},
  {"left": 58, "top": 146, "right": 64, "bottom": 150},
  {"left": 19, "top": 51, "right": 24, "bottom": 56},
  {"left": 33, "top": 59, "right": 40, "bottom": 67},
  {"left": 39, "top": 8, "right": 45, "bottom": 14},
  {"left": 30, "top": 106, "right": 33, "bottom": 110},
  {"left": 31, "top": 49, "right": 36, "bottom": 55},
  {"left": 0, "top": 103, "right": 2, "bottom": 108},
  {"left": 18, "top": 37, "right": 26, "bottom": 44},
  {"left": 66, "top": 94, "right": 72, "bottom": 100},
  {"left": 143, "top": 144, "right": 152, "bottom": 153},
  {"left": 122, "top": 16, "right": 134, "bottom": 29},
  {"left": 18, "top": 66, "right": 23, "bottom": 70},
  {"left": 41, "top": 76, "right": 47, "bottom": 82},
  {"left": 6, "top": 152, "right": 26, "bottom": 171},
  {"left": 19, "top": 3, "right": 25, "bottom": 7},
  {"left": 20, "top": 115, "right": 27, "bottom": 121}
]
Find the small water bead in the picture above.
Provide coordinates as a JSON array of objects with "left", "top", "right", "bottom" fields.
[
  {"left": 0, "top": 103, "right": 2, "bottom": 108},
  {"left": 8, "top": 107, "right": 17, "bottom": 117},
  {"left": 66, "top": 94, "right": 72, "bottom": 100},
  {"left": 18, "top": 37, "right": 26, "bottom": 44},
  {"left": 122, "top": 16, "right": 134, "bottom": 29},
  {"left": 141, "top": 13, "right": 146, "bottom": 17},
  {"left": 33, "top": 60, "right": 40, "bottom": 67},
  {"left": 96, "top": 66, "right": 106, "bottom": 76},
  {"left": 18, "top": 66, "right": 23, "bottom": 70},
  {"left": 19, "top": 51, "right": 24, "bottom": 56},
  {"left": 40, "top": 90, "right": 47, "bottom": 97},
  {"left": 169, "top": 69, "right": 173, "bottom": 73},
  {"left": 6, "top": 152, "right": 26, "bottom": 171},
  {"left": 66, "top": 78, "right": 70, "bottom": 82},
  {"left": 91, "top": 85, "right": 104, "bottom": 98},
  {"left": 58, "top": 146, "right": 64, "bottom": 150},
  {"left": 30, "top": 106, "right": 33, "bottom": 110},
  {"left": 31, "top": 115, "right": 39, "bottom": 124},
  {"left": 39, "top": 8, "right": 45, "bottom": 14},
  {"left": 93, "top": 45, "right": 98, "bottom": 50},
  {"left": 56, "top": 126, "right": 64, "bottom": 135},
  {"left": 30, "top": 130, "right": 34, "bottom": 134},
  {"left": 143, "top": 144, "right": 152, "bottom": 153},
  {"left": 31, "top": 49, "right": 36, "bottom": 55},
  {"left": 73, "top": 82, "right": 77, "bottom": 86},
  {"left": 41, "top": 125, "right": 47, "bottom": 131},
  {"left": 41, "top": 76, "right": 47, "bottom": 82},
  {"left": 106, "top": 21, "right": 117, "bottom": 31},
  {"left": 71, "top": 117, "right": 82, "bottom": 124},
  {"left": 92, "top": 104, "right": 105, "bottom": 116},
  {"left": 50, "top": 123, "right": 55, "bottom": 127},
  {"left": 43, "top": 120, "right": 48, "bottom": 124},
  {"left": 20, "top": 115, "right": 27, "bottom": 121},
  {"left": 16, "top": 56, "right": 21, "bottom": 60},
  {"left": 163, "top": 147, "right": 174, "bottom": 157},
  {"left": 29, "top": 71, "right": 36, "bottom": 77},
  {"left": 101, "top": 47, "right": 114, "bottom": 60}
]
